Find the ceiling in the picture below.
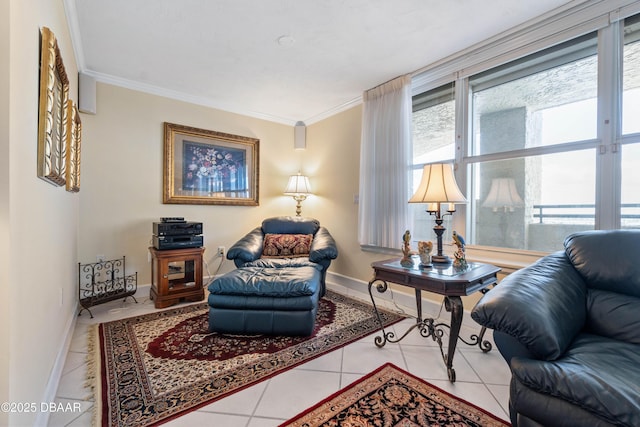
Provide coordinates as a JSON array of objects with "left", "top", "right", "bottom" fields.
[{"left": 65, "top": 0, "right": 580, "bottom": 125}]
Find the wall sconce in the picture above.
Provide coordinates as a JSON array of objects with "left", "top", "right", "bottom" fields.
[
  {"left": 409, "top": 163, "right": 467, "bottom": 263},
  {"left": 284, "top": 172, "right": 312, "bottom": 216},
  {"left": 482, "top": 178, "right": 524, "bottom": 212}
]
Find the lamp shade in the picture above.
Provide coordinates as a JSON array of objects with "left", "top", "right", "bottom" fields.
[
  {"left": 284, "top": 173, "right": 312, "bottom": 195},
  {"left": 409, "top": 163, "right": 467, "bottom": 204},
  {"left": 482, "top": 178, "right": 524, "bottom": 212}
]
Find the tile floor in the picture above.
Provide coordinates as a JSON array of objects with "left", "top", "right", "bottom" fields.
[{"left": 49, "top": 285, "right": 512, "bottom": 426}]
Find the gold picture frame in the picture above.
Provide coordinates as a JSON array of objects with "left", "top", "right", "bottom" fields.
[
  {"left": 163, "top": 122, "right": 260, "bottom": 205},
  {"left": 37, "top": 26, "right": 69, "bottom": 186},
  {"left": 65, "top": 100, "right": 81, "bottom": 192}
]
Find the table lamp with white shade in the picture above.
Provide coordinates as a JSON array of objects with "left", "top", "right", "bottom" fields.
[{"left": 409, "top": 163, "right": 467, "bottom": 264}]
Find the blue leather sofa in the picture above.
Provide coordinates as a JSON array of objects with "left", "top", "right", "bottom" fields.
[
  {"left": 207, "top": 216, "right": 338, "bottom": 336},
  {"left": 472, "top": 230, "right": 640, "bottom": 426}
]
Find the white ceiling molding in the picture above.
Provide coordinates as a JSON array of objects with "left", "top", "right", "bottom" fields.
[
  {"left": 63, "top": 0, "right": 85, "bottom": 72},
  {"left": 303, "top": 96, "right": 363, "bottom": 126},
  {"left": 83, "top": 70, "right": 300, "bottom": 126}
]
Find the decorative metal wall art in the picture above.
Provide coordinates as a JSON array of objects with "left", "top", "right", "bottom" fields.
[
  {"left": 64, "top": 100, "right": 82, "bottom": 192},
  {"left": 37, "top": 26, "right": 69, "bottom": 186},
  {"left": 163, "top": 122, "right": 260, "bottom": 205}
]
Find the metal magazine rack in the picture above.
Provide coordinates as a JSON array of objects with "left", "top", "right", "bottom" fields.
[{"left": 78, "top": 256, "right": 138, "bottom": 318}]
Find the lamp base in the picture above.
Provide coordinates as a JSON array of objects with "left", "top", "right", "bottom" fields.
[
  {"left": 431, "top": 254, "right": 451, "bottom": 264},
  {"left": 432, "top": 219, "right": 450, "bottom": 264},
  {"left": 292, "top": 195, "right": 307, "bottom": 217}
]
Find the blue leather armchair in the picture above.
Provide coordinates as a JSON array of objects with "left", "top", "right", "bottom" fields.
[
  {"left": 207, "top": 216, "right": 338, "bottom": 336},
  {"left": 226, "top": 216, "right": 338, "bottom": 296},
  {"left": 472, "top": 230, "right": 640, "bottom": 427}
]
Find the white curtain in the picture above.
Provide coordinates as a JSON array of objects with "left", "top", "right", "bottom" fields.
[{"left": 358, "top": 74, "right": 412, "bottom": 249}]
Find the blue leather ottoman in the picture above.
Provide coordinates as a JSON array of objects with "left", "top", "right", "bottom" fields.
[{"left": 207, "top": 263, "right": 322, "bottom": 336}]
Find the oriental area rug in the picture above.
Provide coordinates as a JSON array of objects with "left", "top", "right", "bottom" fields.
[
  {"left": 88, "top": 290, "right": 405, "bottom": 427},
  {"left": 281, "top": 363, "right": 510, "bottom": 427}
]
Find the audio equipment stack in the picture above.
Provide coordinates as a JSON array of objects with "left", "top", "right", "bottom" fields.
[{"left": 152, "top": 217, "right": 203, "bottom": 250}]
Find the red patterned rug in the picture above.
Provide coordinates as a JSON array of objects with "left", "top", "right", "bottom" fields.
[
  {"left": 89, "top": 290, "right": 405, "bottom": 427},
  {"left": 282, "top": 363, "right": 510, "bottom": 427}
]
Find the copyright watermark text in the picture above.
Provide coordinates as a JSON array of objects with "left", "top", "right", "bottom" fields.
[{"left": 0, "top": 402, "right": 82, "bottom": 413}]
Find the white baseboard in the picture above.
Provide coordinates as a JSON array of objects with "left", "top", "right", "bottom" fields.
[{"left": 36, "top": 306, "right": 79, "bottom": 426}]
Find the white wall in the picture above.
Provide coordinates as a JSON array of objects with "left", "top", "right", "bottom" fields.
[
  {"left": 0, "top": 1, "right": 10, "bottom": 425},
  {"left": 7, "top": 0, "right": 79, "bottom": 425},
  {"left": 79, "top": 84, "right": 305, "bottom": 283},
  {"left": 306, "top": 105, "right": 387, "bottom": 281}
]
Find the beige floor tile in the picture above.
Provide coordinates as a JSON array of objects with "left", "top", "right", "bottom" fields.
[
  {"left": 163, "top": 411, "right": 249, "bottom": 426},
  {"left": 254, "top": 369, "right": 341, "bottom": 419},
  {"left": 198, "top": 378, "right": 269, "bottom": 416},
  {"left": 341, "top": 341, "right": 406, "bottom": 373}
]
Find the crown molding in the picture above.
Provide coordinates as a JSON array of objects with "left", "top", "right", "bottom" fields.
[
  {"left": 303, "top": 96, "right": 363, "bottom": 125},
  {"left": 82, "top": 70, "right": 363, "bottom": 127},
  {"left": 83, "top": 71, "right": 303, "bottom": 125},
  {"left": 63, "top": 0, "right": 86, "bottom": 71}
]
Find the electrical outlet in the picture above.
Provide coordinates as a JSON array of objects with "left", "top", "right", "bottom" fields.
[
  {"left": 97, "top": 254, "right": 106, "bottom": 263},
  {"left": 217, "top": 246, "right": 225, "bottom": 257}
]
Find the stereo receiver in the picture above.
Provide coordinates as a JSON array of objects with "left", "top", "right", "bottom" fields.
[
  {"left": 153, "top": 221, "right": 203, "bottom": 236},
  {"left": 153, "top": 234, "right": 203, "bottom": 250}
]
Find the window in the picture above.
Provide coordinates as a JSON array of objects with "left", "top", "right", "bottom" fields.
[
  {"left": 622, "top": 15, "right": 640, "bottom": 229},
  {"left": 412, "top": 84, "right": 455, "bottom": 164},
  {"left": 411, "top": 8, "right": 640, "bottom": 254},
  {"left": 469, "top": 150, "right": 596, "bottom": 252},
  {"left": 411, "top": 84, "right": 456, "bottom": 242},
  {"left": 468, "top": 33, "right": 598, "bottom": 251}
]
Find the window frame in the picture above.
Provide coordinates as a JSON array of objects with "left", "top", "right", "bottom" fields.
[{"left": 410, "top": 2, "right": 640, "bottom": 258}]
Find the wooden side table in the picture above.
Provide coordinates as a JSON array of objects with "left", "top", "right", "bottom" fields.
[
  {"left": 369, "top": 258, "right": 500, "bottom": 382},
  {"left": 149, "top": 246, "right": 205, "bottom": 309}
]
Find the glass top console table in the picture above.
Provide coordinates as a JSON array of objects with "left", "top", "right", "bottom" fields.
[{"left": 368, "top": 258, "right": 500, "bottom": 382}]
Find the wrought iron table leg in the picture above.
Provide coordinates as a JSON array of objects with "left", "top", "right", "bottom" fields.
[
  {"left": 476, "top": 285, "right": 494, "bottom": 352},
  {"left": 368, "top": 279, "right": 421, "bottom": 347},
  {"left": 444, "top": 296, "right": 463, "bottom": 382},
  {"left": 457, "top": 284, "right": 494, "bottom": 352},
  {"left": 457, "top": 324, "right": 493, "bottom": 352},
  {"left": 369, "top": 279, "right": 470, "bottom": 382}
]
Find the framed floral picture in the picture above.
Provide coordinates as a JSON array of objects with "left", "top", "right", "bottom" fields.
[{"left": 163, "top": 122, "right": 259, "bottom": 205}]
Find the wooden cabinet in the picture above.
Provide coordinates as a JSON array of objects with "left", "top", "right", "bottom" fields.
[{"left": 149, "top": 246, "right": 205, "bottom": 309}]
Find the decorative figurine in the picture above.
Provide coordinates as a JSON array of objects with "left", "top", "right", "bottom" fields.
[
  {"left": 417, "top": 241, "right": 433, "bottom": 268},
  {"left": 452, "top": 231, "right": 468, "bottom": 270},
  {"left": 400, "top": 230, "right": 414, "bottom": 267}
]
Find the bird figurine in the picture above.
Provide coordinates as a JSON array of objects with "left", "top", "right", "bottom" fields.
[
  {"left": 452, "top": 231, "right": 468, "bottom": 270},
  {"left": 403, "top": 230, "right": 411, "bottom": 247},
  {"left": 452, "top": 231, "right": 466, "bottom": 250},
  {"left": 400, "top": 230, "right": 414, "bottom": 267}
]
